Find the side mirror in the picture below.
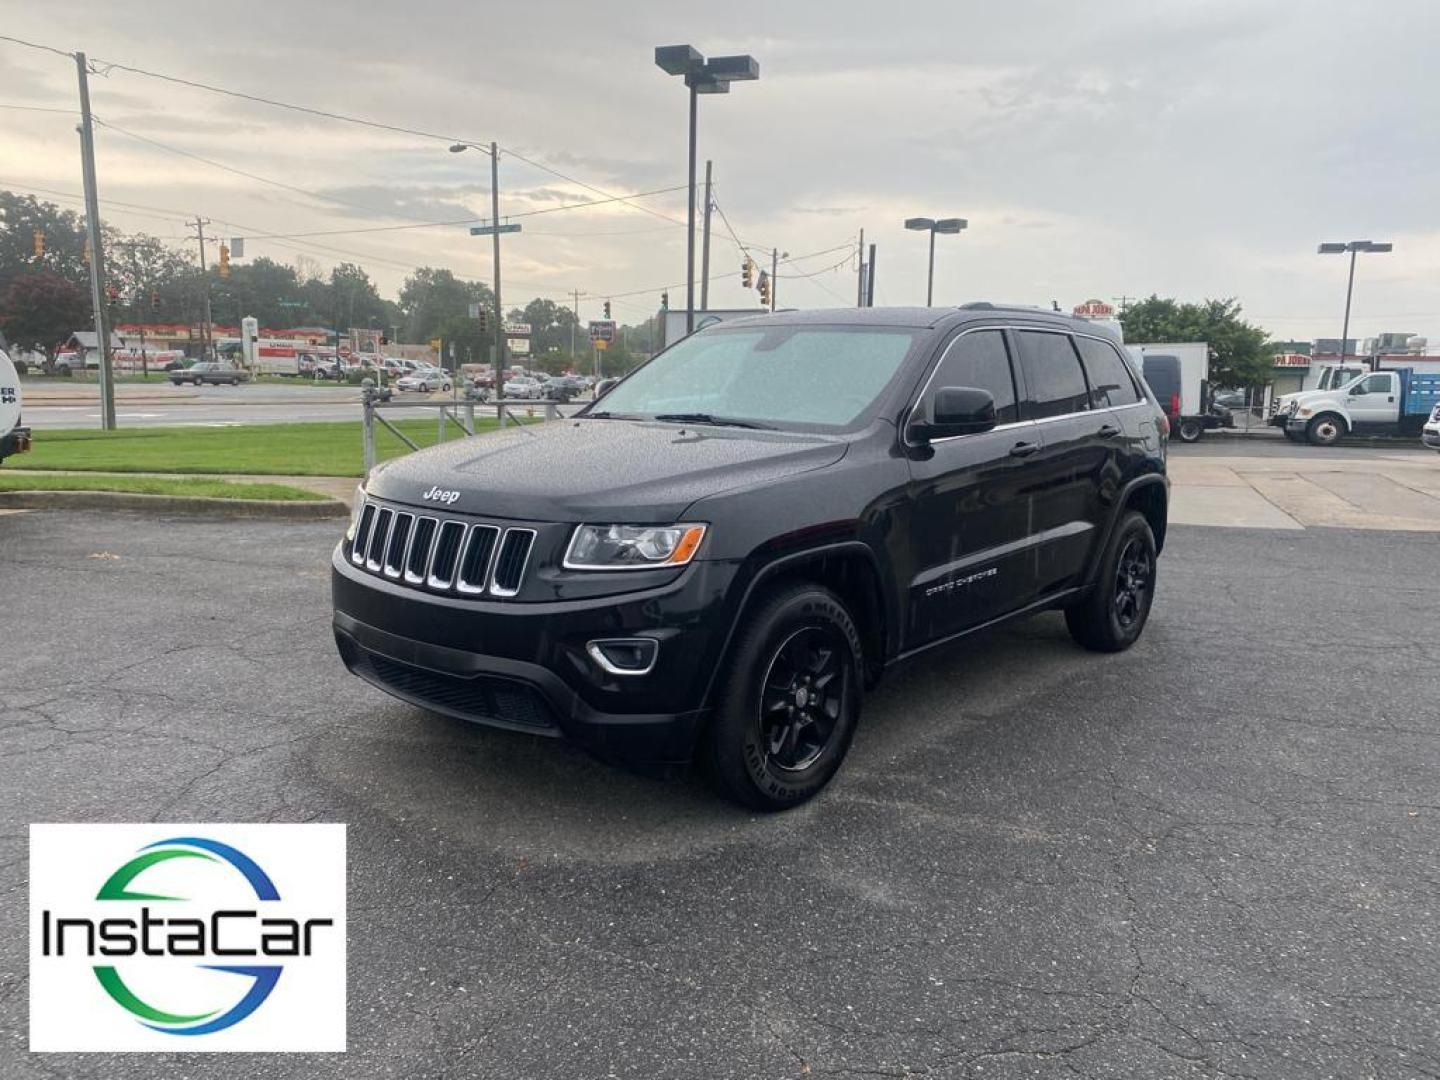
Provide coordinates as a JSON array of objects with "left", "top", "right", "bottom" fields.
[
  {"left": 594, "top": 377, "right": 619, "bottom": 398},
  {"left": 912, "top": 386, "right": 997, "bottom": 441}
]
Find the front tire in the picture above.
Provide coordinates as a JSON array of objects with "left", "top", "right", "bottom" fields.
[
  {"left": 1307, "top": 414, "right": 1345, "bottom": 446},
  {"left": 701, "top": 583, "right": 863, "bottom": 811},
  {"left": 1065, "top": 511, "right": 1157, "bottom": 653}
]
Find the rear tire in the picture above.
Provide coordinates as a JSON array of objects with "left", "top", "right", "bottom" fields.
[
  {"left": 1177, "top": 418, "right": 1203, "bottom": 443},
  {"left": 701, "top": 583, "right": 863, "bottom": 811},
  {"left": 1065, "top": 511, "right": 1157, "bottom": 653}
]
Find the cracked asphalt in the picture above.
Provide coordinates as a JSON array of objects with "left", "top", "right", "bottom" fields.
[{"left": 2, "top": 510, "right": 1438, "bottom": 1079}]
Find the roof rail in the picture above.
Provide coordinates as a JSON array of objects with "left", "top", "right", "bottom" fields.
[{"left": 957, "top": 301, "right": 1059, "bottom": 313}]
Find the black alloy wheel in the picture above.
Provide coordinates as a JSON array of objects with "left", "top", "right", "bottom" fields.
[
  {"left": 758, "top": 627, "right": 847, "bottom": 773},
  {"left": 1112, "top": 536, "right": 1153, "bottom": 631}
]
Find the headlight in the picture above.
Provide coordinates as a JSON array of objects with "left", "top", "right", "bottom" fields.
[
  {"left": 563, "top": 523, "right": 706, "bottom": 570},
  {"left": 345, "top": 486, "right": 366, "bottom": 541},
  {"left": 1298, "top": 407, "right": 1312, "bottom": 417}
]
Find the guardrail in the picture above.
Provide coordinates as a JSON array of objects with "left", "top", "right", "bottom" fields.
[{"left": 359, "top": 378, "right": 567, "bottom": 476}]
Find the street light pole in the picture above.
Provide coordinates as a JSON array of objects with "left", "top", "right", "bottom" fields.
[
  {"left": 686, "top": 83, "right": 698, "bottom": 334},
  {"left": 1340, "top": 247, "right": 1358, "bottom": 369},
  {"left": 926, "top": 228, "right": 937, "bottom": 307},
  {"left": 1318, "top": 240, "right": 1392, "bottom": 371},
  {"left": 700, "top": 159, "right": 713, "bottom": 311},
  {"left": 655, "top": 45, "right": 759, "bottom": 335},
  {"left": 905, "top": 216, "right": 967, "bottom": 308}
]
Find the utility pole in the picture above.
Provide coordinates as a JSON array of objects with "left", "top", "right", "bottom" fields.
[
  {"left": 490, "top": 141, "right": 504, "bottom": 370},
  {"left": 74, "top": 52, "right": 115, "bottom": 430},
  {"left": 1112, "top": 295, "right": 1134, "bottom": 314},
  {"left": 191, "top": 217, "right": 214, "bottom": 360},
  {"left": 699, "top": 160, "right": 713, "bottom": 311},
  {"left": 856, "top": 228, "right": 866, "bottom": 307},
  {"left": 770, "top": 247, "right": 779, "bottom": 312},
  {"left": 866, "top": 243, "right": 876, "bottom": 307}
]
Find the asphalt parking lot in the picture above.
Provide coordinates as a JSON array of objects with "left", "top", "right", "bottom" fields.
[{"left": 3, "top": 510, "right": 1438, "bottom": 1079}]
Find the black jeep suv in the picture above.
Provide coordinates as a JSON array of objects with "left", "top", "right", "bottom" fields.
[{"left": 333, "top": 305, "right": 1169, "bottom": 809}]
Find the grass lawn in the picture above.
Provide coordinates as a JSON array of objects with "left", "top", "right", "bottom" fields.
[
  {"left": 0, "top": 472, "right": 328, "bottom": 501},
  {"left": 6, "top": 419, "right": 506, "bottom": 478}
]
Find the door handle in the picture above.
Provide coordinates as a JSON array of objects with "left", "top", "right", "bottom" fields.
[
  {"left": 1009, "top": 440, "right": 1041, "bottom": 458},
  {"left": 1097, "top": 423, "right": 1122, "bottom": 438}
]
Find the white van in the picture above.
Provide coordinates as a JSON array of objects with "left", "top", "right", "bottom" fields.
[{"left": 0, "top": 347, "right": 31, "bottom": 464}]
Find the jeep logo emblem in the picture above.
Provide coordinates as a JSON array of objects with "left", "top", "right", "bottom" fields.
[{"left": 422, "top": 486, "right": 461, "bottom": 505}]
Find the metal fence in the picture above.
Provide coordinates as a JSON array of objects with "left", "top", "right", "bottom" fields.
[{"left": 359, "top": 379, "right": 565, "bottom": 477}]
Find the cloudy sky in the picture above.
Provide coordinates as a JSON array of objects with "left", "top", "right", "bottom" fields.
[{"left": 2, "top": 0, "right": 1437, "bottom": 342}]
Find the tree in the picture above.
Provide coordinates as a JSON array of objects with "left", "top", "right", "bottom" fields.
[
  {"left": 1119, "top": 296, "right": 1272, "bottom": 388},
  {"left": 0, "top": 192, "right": 91, "bottom": 296},
  {"left": 327, "top": 263, "right": 390, "bottom": 336},
  {"left": 108, "top": 233, "right": 199, "bottom": 325},
  {"left": 211, "top": 256, "right": 307, "bottom": 328},
  {"left": 0, "top": 271, "right": 90, "bottom": 358}
]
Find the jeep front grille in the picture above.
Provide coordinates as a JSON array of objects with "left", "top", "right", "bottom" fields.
[{"left": 349, "top": 496, "right": 535, "bottom": 599}]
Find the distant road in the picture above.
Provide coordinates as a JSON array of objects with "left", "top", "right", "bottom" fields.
[{"left": 21, "top": 381, "right": 588, "bottom": 429}]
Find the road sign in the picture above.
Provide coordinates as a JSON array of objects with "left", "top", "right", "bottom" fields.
[
  {"left": 429, "top": 338, "right": 442, "bottom": 350},
  {"left": 588, "top": 319, "right": 616, "bottom": 344},
  {"left": 469, "top": 223, "right": 522, "bottom": 236}
]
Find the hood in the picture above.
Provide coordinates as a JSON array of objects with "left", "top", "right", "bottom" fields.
[{"left": 367, "top": 418, "right": 849, "bottom": 522}]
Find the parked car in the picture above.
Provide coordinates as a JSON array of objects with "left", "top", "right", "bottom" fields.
[
  {"left": 334, "top": 304, "right": 1170, "bottom": 809},
  {"left": 1212, "top": 388, "right": 1248, "bottom": 409},
  {"left": 162, "top": 357, "right": 193, "bottom": 372},
  {"left": 168, "top": 361, "right": 249, "bottom": 386},
  {"left": 1420, "top": 402, "right": 1439, "bottom": 452},
  {"left": 541, "top": 376, "right": 576, "bottom": 402},
  {"left": 503, "top": 377, "right": 544, "bottom": 398},
  {"left": 0, "top": 347, "right": 32, "bottom": 465},
  {"left": 396, "top": 368, "right": 454, "bottom": 393}
]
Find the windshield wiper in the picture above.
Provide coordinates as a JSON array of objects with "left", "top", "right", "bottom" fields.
[
  {"left": 579, "top": 410, "right": 631, "bottom": 420},
  {"left": 652, "top": 412, "right": 774, "bottom": 430}
]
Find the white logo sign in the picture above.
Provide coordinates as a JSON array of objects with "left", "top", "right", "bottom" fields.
[
  {"left": 30, "top": 823, "right": 346, "bottom": 1052},
  {"left": 422, "top": 486, "right": 461, "bottom": 505}
]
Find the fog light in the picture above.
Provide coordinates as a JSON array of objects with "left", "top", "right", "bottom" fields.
[{"left": 586, "top": 638, "right": 659, "bottom": 676}]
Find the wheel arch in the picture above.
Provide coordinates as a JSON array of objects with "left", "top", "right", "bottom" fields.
[
  {"left": 702, "top": 541, "right": 894, "bottom": 708},
  {"left": 1084, "top": 475, "right": 1169, "bottom": 585}
]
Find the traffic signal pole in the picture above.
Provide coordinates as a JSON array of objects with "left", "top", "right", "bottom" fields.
[
  {"left": 74, "top": 52, "right": 115, "bottom": 430},
  {"left": 490, "top": 141, "right": 504, "bottom": 369}
]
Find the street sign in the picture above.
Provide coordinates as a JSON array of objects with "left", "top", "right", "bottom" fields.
[
  {"left": 229, "top": 237, "right": 245, "bottom": 258},
  {"left": 429, "top": 338, "right": 442, "bottom": 350},
  {"left": 469, "top": 223, "right": 522, "bottom": 236},
  {"left": 588, "top": 319, "right": 616, "bottom": 344}
]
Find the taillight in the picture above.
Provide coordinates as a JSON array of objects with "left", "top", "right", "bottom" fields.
[
  {"left": 1170, "top": 393, "right": 1181, "bottom": 417},
  {"left": 1157, "top": 411, "right": 1170, "bottom": 438}
]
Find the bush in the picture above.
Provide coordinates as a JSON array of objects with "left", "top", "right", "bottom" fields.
[
  {"left": 13, "top": 359, "right": 27, "bottom": 376},
  {"left": 344, "top": 369, "right": 367, "bottom": 386}
]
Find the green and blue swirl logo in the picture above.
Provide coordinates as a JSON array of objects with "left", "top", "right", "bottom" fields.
[{"left": 91, "top": 838, "right": 281, "bottom": 1035}]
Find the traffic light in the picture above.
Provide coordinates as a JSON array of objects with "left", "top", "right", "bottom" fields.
[
  {"left": 603, "top": 300, "right": 611, "bottom": 320},
  {"left": 741, "top": 257, "right": 753, "bottom": 288},
  {"left": 218, "top": 243, "right": 231, "bottom": 278},
  {"left": 477, "top": 307, "right": 489, "bottom": 334},
  {"left": 32, "top": 229, "right": 44, "bottom": 258},
  {"left": 660, "top": 291, "right": 669, "bottom": 309},
  {"left": 150, "top": 289, "right": 161, "bottom": 312},
  {"left": 757, "top": 270, "right": 771, "bottom": 308}
]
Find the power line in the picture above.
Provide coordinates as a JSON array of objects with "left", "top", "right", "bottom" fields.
[
  {"left": 0, "top": 33, "right": 74, "bottom": 60},
  {"left": 0, "top": 102, "right": 77, "bottom": 115}
]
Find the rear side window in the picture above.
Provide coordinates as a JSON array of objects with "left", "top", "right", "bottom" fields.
[
  {"left": 1075, "top": 337, "right": 1142, "bottom": 408},
  {"left": 1016, "top": 331, "right": 1091, "bottom": 419},
  {"left": 927, "top": 330, "right": 1018, "bottom": 424}
]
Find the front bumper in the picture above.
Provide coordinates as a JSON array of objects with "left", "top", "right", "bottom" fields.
[
  {"left": 331, "top": 546, "right": 740, "bottom": 763},
  {"left": 1423, "top": 429, "right": 1440, "bottom": 449},
  {"left": 0, "top": 427, "right": 31, "bottom": 460}
]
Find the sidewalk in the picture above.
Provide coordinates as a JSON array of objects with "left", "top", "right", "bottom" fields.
[{"left": 1169, "top": 452, "right": 1440, "bottom": 531}]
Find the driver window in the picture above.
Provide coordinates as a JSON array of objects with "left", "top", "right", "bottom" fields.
[{"left": 927, "top": 330, "right": 1018, "bottom": 424}]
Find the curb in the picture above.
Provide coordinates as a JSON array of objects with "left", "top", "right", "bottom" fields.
[{"left": 0, "top": 490, "right": 348, "bottom": 519}]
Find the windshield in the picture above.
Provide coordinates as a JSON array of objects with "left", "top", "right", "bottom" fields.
[{"left": 589, "top": 325, "right": 920, "bottom": 431}]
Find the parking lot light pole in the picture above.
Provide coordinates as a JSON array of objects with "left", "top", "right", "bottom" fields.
[
  {"left": 905, "top": 217, "right": 967, "bottom": 306},
  {"left": 655, "top": 45, "right": 759, "bottom": 335},
  {"left": 1318, "top": 240, "right": 1393, "bottom": 371}
]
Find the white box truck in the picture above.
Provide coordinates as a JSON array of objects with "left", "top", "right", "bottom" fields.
[{"left": 1128, "top": 342, "right": 1215, "bottom": 442}]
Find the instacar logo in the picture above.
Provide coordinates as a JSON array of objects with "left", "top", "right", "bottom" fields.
[{"left": 30, "top": 824, "right": 346, "bottom": 1053}]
